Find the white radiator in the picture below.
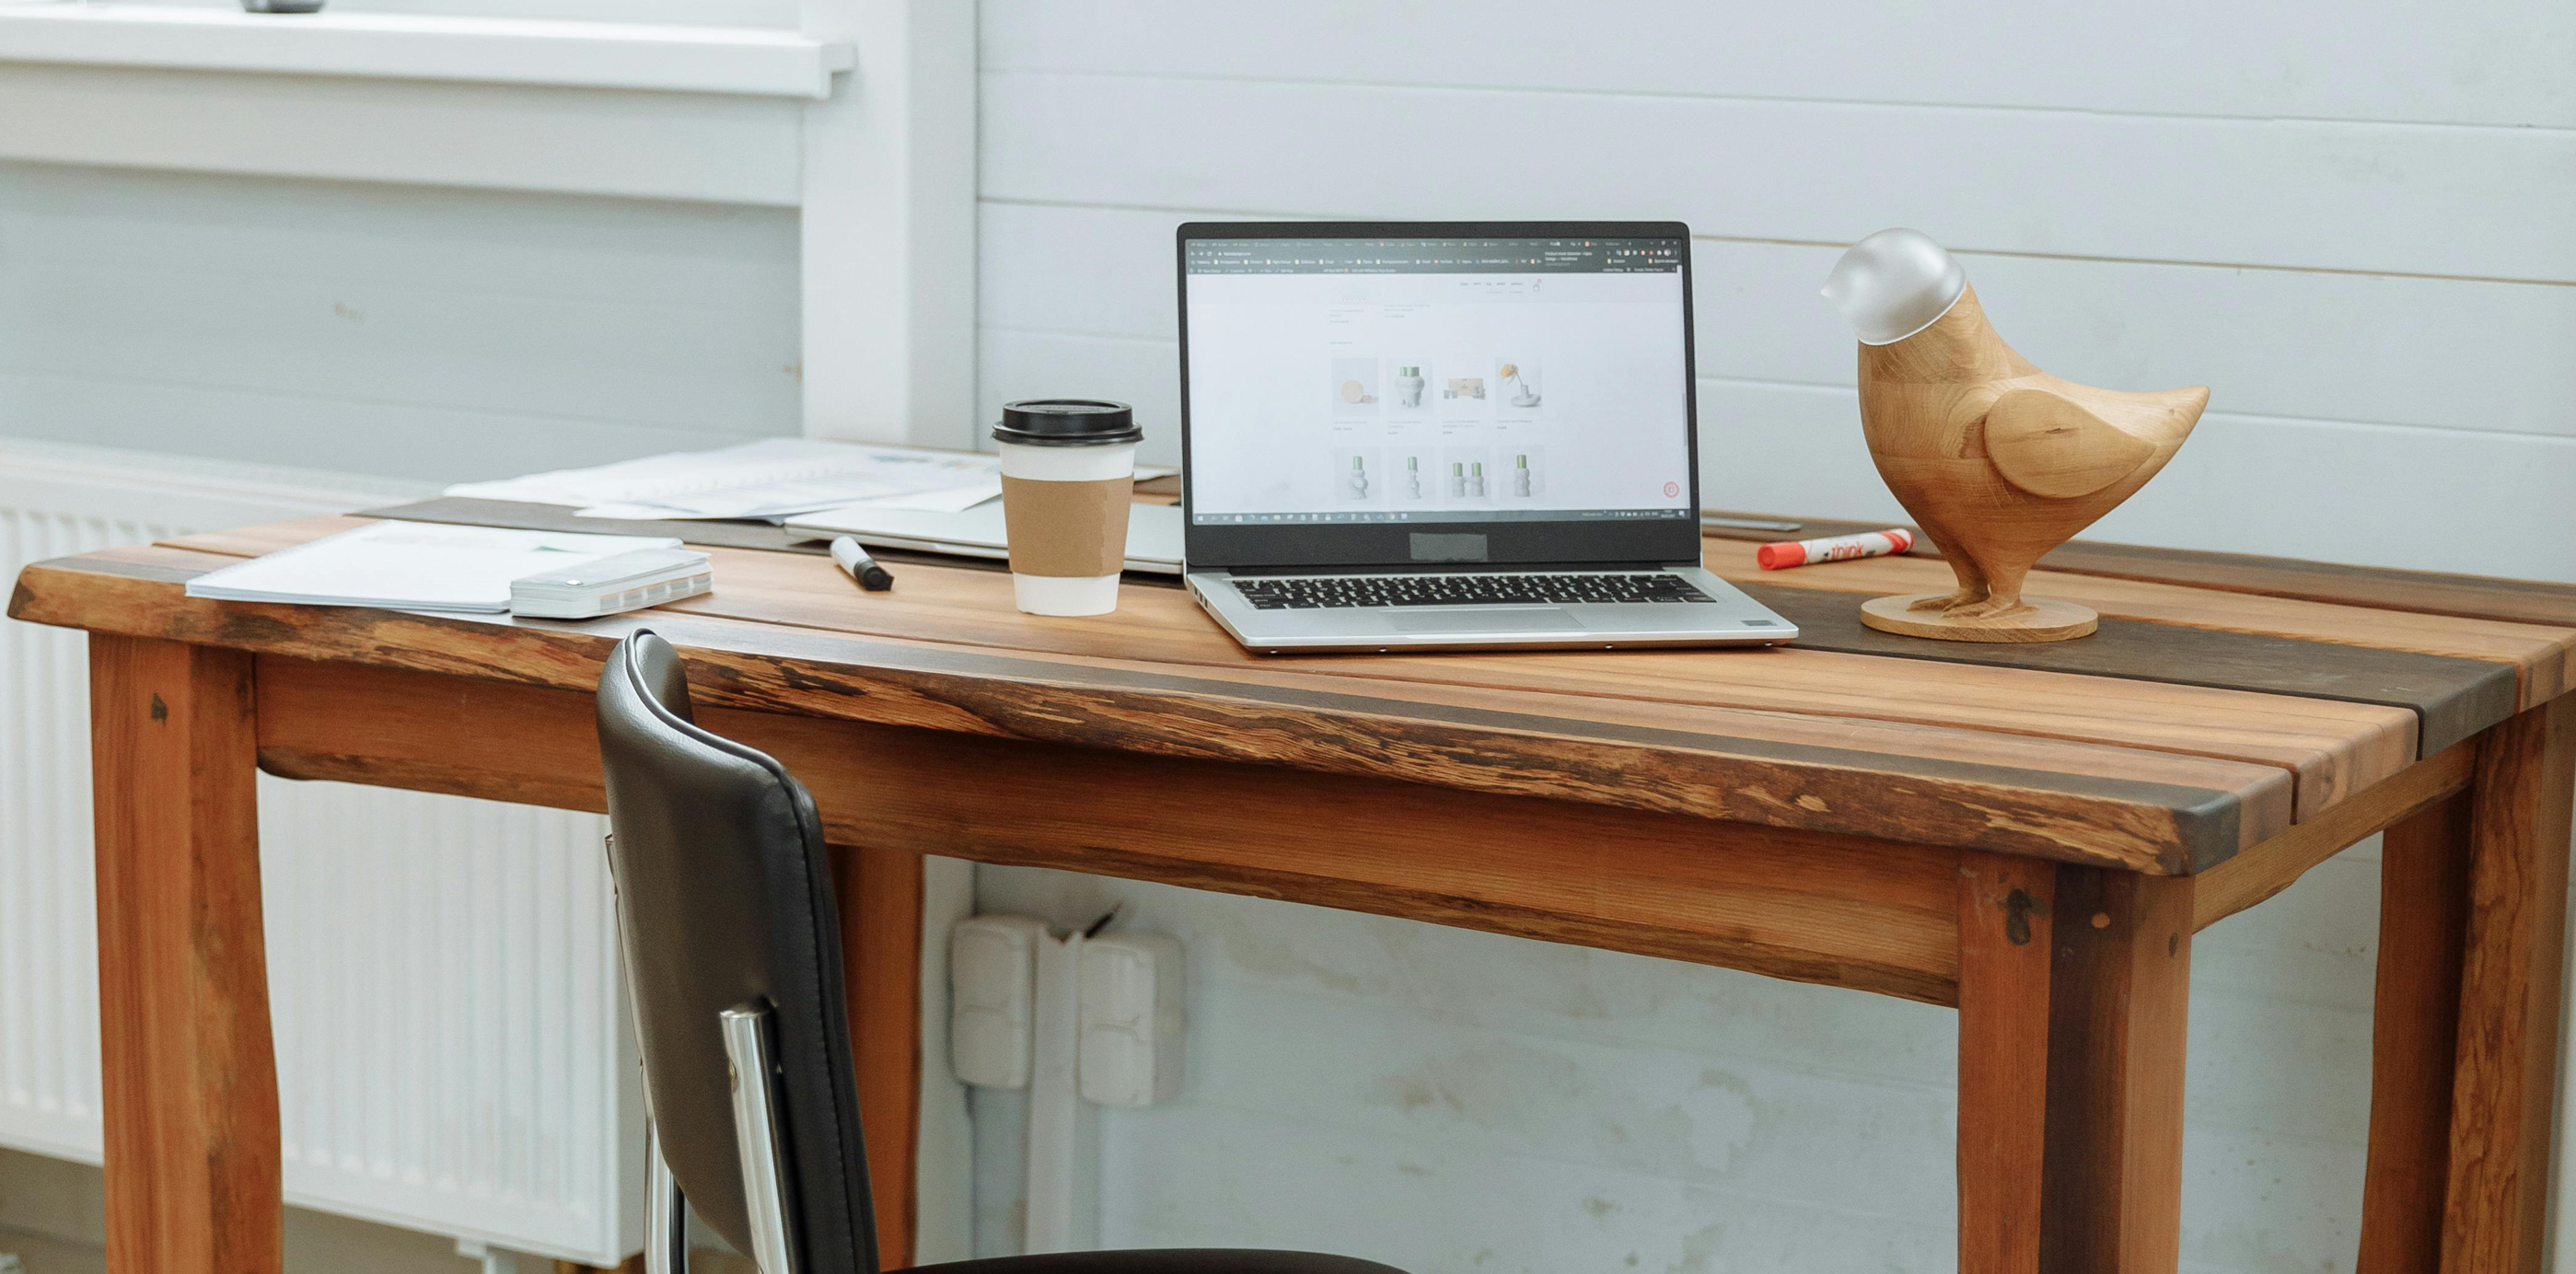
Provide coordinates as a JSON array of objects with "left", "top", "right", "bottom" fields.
[{"left": 0, "top": 439, "right": 642, "bottom": 1266}]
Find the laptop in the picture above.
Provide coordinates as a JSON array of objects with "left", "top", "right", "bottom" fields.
[{"left": 1176, "top": 221, "right": 1797, "bottom": 653}]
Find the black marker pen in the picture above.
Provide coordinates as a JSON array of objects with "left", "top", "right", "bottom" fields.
[{"left": 829, "top": 535, "right": 894, "bottom": 591}]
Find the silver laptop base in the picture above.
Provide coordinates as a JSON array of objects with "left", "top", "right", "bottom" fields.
[{"left": 1189, "top": 564, "right": 1796, "bottom": 654}]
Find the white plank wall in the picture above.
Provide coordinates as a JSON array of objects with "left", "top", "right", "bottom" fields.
[
  {"left": 0, "top": 1, "right": 2570, "bottom": 1268},
  {"left": 0, "top": 161, "right": 803, "bottom": 483},
  {"left": 971, "top": 857, "right": 2387, "bottom": 1271},
  {"left": 963, "top": 2, "right": 2576, "bottom": 1270},
  {"left": 971, "top": 0, "right": 2576, "bottom": 583}
]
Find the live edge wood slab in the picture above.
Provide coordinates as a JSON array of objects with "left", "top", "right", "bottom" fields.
[{"left": 14, "top": 508, "right": 2576, "bottom": 1274}]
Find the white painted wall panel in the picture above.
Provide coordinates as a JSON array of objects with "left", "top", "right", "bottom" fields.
[
  {"left": 981, "top": 0, "right": 2576, "bottom": 130},
  {"left": 123, "top": 0, "right": 798, "bottom": 31},
  {"left": 1695, "top": 381, "right": 2576, "bottom": 583},
  {"left": 979, "top": 324, "right": 2576, "bottom": 582},
  {"left": 0, "top": 163, "right": 801, "bottom": 482},
  {"left": 972, "top": 863, "right": 2383, "bottom": 1270},
  {"left": 0, "top": 2, "right": 2563, "bottom": 1265},
  {"left": 982, "top": 73, "right": 2576, "bottom": 283},
  {"left": 0, "top": 372, "right": 783, "bottom": 484},
  {"left": 981, "top": 201, "right": 2576, "bottom": 438},
  {"left": 0, "top": 64, "right": 804, "bottom": 206},
  {"left": 967, "top": 2, "right": 2576, "bottom": 1268}
]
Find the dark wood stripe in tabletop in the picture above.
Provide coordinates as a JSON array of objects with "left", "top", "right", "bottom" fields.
[
  {"left": 1702, "top": 509, "right": 2576, "bottom": 630},
  {"left": 1737, "top": 584, "right": 2518, "bottom": 758},
  {"left": 13, "top": 549, "right": 2271, "bottom": 871},
  {"left": 278, "top": 501, "right": 2524, "bottom": 754}
]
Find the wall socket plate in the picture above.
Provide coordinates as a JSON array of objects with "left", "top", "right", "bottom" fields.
[
  {"left": 1077, "top": 932, "right": 1187, "bottom": 1107},
  {"left": 949, "top": 914, "right": 1048, "bottom": 1090},
  {"left": 948, "top": 915, "right": 1186, "bottom": 1108}
]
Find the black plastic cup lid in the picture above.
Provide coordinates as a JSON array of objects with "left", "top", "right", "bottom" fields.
[{"left": 992, "top": 399, "right": 1143, "bottom": 446}]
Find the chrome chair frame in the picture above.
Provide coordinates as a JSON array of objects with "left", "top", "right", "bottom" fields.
[{"left": 643, "top": 1002, "right": 804, "bottom": 1274}]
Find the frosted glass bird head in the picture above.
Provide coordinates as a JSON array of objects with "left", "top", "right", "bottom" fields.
[{"left": 1821, "top": 228, "right": 1967, "bottom": 346}]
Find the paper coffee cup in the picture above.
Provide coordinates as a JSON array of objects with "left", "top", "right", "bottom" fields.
[{"left": 992, "top": 400, "right": 1143, "bottom": 616}]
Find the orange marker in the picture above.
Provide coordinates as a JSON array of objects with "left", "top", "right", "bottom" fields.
[{"left": 1756, "top": 527, "right": 1914, "bottom": 570}]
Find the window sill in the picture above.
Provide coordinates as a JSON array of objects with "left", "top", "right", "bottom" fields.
[{"left": 0, "top": 3, "right": 852, "bottom": 98}]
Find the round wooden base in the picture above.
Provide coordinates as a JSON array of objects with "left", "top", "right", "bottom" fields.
[{"left": 1858, "top": 594, "right": 2099, "bottom": 643}]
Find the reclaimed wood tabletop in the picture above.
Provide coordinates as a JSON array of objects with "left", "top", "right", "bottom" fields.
[{"left": 13, "top": 503, "right": 2576, "bottom": 1274}]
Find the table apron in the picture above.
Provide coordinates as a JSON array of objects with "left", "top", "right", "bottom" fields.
[{"left": 248, "top": 653, "right": 1972, "bottom": 1005}]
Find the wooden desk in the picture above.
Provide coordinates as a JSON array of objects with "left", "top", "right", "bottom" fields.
[{"left": 14, "top": 507, "right": 2576, "bottom": 1274}]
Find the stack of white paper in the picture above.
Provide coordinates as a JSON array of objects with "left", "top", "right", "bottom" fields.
[
  {"left": 446, "top": 438, "right": 1005, "bottom": 520},
  {"left": 185, "top": 522, "right": 689, "bottom": 614}
]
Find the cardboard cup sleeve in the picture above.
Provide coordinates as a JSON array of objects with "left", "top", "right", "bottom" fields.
[{"left": 1000, "top": 474, "right": 1135, "bottom": 577}]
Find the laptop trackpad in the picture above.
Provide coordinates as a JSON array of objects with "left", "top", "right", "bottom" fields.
[{"left": 1387, "top": 608, "right": 1583, "bottom": 634}]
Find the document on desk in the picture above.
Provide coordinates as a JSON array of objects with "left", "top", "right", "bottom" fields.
[
  {"left": 445, "top": 438, "right": 1007, "bottom": 520},
  {"left": 184, "top": 521, "right": 687, "bottom": 613},
  {"left": 785, "top": 501, "right": 1186, "bottom": 574}
]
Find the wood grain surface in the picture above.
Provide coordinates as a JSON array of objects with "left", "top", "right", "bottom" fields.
[
  {"left": 2442, "top": 694, "right": 2576, "bottom": 1274},
  {"left": 1700, "top": 509, "right": 2576, "bottom": 631},
  {"left": 87, "top": 636, "right": 282, "bottom": 1274},
  {"left": 2357, "top": 790, "right": 2473, "bottom": 1274},
  {"left": 1858, "top": 592, "right": 2099, "bottom": 643},
  {"left": 2191, "top": 743, "right": 2475, "bottom": 932},
  {"left": 13, "top": 504, "right": 2573, "bottom": 874},
  {"left": 1956, "top": 851, "right": 2056, "bottom": 1274},
  {"left": 1955, "top": 857, "right": 2199, "bottom": 1273},
  {"left": 21, "top": 549, "right": 2295, "bottom": 872},
  {"left": 19, "top": 504, "right": 2576, "bottom": 1274},
  {"left": 1741, "top": 583, "right": 2512, "bottom": 758},
  {"left": 1704, "top": 537, "right": 2576, "bottom": 708},
  {"left": 2036, "top": 867, "right": 2194, "bottom": 1274},
  {"left": 1845, "top": 282, "right": 2202, "bottom": 641},
  {"left": 403, "top": 497, "right": 2576, "bottom": 635},
  {"left": 165, "top": 512, "right": 2517, "bottom": 764},
  {"left": 836, "top": 844, "right": 922, "bottom": 1267},
  {"left": 132, "top": 517, "right": 2451, "bottom": 801},
  {"left": 248, "top": 655, "right": 1971, "bottom": 1003}
]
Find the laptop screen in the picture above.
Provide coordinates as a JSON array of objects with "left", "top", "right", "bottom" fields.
[{"left": 1179, "top": 232, "right": 1697, "bottom": 565}]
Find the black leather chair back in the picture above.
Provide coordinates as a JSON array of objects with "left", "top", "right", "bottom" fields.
[{"left": 597, "top": 631, "right": 878, "bottom": 1273}]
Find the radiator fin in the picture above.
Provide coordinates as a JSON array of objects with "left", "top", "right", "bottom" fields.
[{"left": 0, "top": 444, "right": 636, "bottom": 1263}]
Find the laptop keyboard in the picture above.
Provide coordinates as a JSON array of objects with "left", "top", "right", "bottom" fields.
[{"left": 1233, "top": 572, "right": 1716, "bottom": 610}]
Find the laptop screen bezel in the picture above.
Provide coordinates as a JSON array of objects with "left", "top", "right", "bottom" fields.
[{"left": 1176, "top": 220, "right": 1703, "bottom": 571}]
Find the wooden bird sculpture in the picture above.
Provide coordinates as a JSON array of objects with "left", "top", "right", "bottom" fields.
[{"left": 1821, "top": 228, "right": 2208, "bottom": 642}]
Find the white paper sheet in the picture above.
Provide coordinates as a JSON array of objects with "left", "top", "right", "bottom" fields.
[
  {"left": 184, "top": 521, "right": 686, "bottom": 613},
  {"left": 446, "top": 438, "right": 1007, "bottom": 521},
  {"left": 783, "top": 501, "right": 1185, "bottom": 573}
]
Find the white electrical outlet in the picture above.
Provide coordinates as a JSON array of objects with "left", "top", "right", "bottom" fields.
[
  {"left": 1076, "top": 932, "right": 1186, "bottom": 1107},
  {"left": 949, "top": 914, "right": 1047, "bottom": 1089}
]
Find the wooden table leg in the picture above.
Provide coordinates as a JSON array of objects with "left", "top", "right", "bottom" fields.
[
  {"left": 1959, "top": 851, "right": 2054, "bottom": 1272},
  {"left": 87, "top": 635, "right": 280, "bottom": 1274},
  {"left": 2441, "top": 695, "right": 2576, "bottom": 1273},
  {"left": 1959, "top": 851, "right": 2193, "bottom": 1273},
  {"left": 837, "top": 842, "right": 923, "bottom": 1267},
  {"left": 2358, "top": 790, "right": 2472, "bottom": 1273}
]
